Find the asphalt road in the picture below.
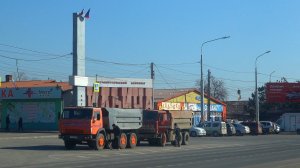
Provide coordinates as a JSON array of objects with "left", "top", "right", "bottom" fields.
[{"left": 0, "top": 132, "right": 300, "bottom": 168}]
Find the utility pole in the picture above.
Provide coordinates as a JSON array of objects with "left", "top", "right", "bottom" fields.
[
  {"left": 16, "top": 59, "right": 20, "bottom": 81},
  {"left": 94, "top": 74, "right": 98, "bottom": 107},
  {"left": 151, "top": 62, "right": 155, "bottom": 109},
  {"left": 207, "top": 69, "right": 211, "bottom": 121}
]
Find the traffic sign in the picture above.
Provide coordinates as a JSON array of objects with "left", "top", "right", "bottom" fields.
[{"left": 93, "top": 82, "right": 100, "bottom": 92}]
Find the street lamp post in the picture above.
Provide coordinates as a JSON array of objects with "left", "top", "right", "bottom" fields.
[
  {"left": 269, "top": 71, "right": 275, "bottom": 82},
  {"left": 255, "top": 51, "right": 271, "bottom": 123},
  {"left": 200, "top": 36, "right": 230, "bottom": 122}
]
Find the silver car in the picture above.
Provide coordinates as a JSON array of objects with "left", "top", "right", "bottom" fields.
[
  {"left": 200, "top": 121, "right": 227, "bottom": 136},
  {"left": 232, "top": 123, "right": 250, "bottom": 136},
  {"left": 273, "top": 122, "right": 280, "bottom": 134},
  {"left": 190, "top": 126, "right": 206, "bottom": 137},
  {"left": 260, "top": 121, "right": 275, "bottom": 134}
]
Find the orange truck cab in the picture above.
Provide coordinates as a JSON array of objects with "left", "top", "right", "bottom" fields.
[
  {"left": 138, "top": 110, "right": 193, "bottom": 146},
  {"left": 59, "top": 107, "right": 143, "bottom": 150}
]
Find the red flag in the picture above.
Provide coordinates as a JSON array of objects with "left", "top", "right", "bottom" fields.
[
  {"left": 84, "top": 9, "right": 90, "bottom": 19},
  {"left": 78, "top": 9, "right": 84, "bottom": 16}
]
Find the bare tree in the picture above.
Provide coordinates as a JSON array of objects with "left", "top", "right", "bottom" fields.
[
  {"left": 13, "top": 72, "right": 29, "bottom": 81},
  {"left": 195, "top": 75, "right": 228, "bottom": 101}
]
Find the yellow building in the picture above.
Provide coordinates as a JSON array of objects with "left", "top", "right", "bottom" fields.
[{"left": 156, "top": 89, "right": 227, "bottom": 125}]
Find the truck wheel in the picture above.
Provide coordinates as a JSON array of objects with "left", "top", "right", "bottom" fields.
[
  {"left": 119, "top": 133, "right": 127, "bottom": 149},
  {"left": 159, "top": 133, "right": 167, "bottom": 147},
  {"left": 64, "top": 140, "right": 76, "bottom": 150},
  {"left": 178, "top": 133, "right": 183, "bottom": 146},
  {"left": 127, "top": 133, "right": 137, "bottom": 148},
  {"left": 182, "top": 132, "right": 189, "bottom": 145},
  {"left": 95, "top": 133, "right": 105, "bottom": 150}
]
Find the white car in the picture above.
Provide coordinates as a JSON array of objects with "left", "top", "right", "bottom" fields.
[{"left": 190, "top": 126, "right": 206, "bottom": 137}]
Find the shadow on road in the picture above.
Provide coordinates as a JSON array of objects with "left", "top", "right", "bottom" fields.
[
  {"left": 1, "top": 143, "right": 179, "bottom": 151},
  {"left": 1, "top": 145, "right": 65, "bottom": 151}
]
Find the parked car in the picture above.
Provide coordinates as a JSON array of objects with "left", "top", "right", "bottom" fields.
[
  {"left": 273, "top": 122, "right": 280, "bottom": 134},
  {"left": 199, "top": 121, "right": 227, "bottom": 137},
  {"left": 241, "top": 121, "right": 263, "bottom": 135},
  {"left": 232, "top": 123, "right": 250, "bottom": 136},
  {"left": 226, "top": 123, "right": 236, "bottom": 136},
  {"left": 260, "top": 121, "right": 275, "bottom": 134},
  {"left": 190, "top": 125, "right": 206, "bottom": 137}
]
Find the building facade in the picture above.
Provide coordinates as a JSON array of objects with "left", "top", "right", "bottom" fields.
[
  {"left": 156, "top": 89, "right": 227, "bottom": 126},
  {"left": 0, "top": 77, "right": 72, "bottom": 131}
]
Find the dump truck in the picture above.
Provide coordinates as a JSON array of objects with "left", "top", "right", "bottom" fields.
[
  {"left": 59, "top": 107, "right": 143, "bottom": 150},
  {"left": 138, "top": 110, "right": 193, "bottom": 146}
]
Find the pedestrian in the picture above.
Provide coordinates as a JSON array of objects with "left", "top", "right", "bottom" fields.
[
  {"left": 174, "top": 123, "right": 181, "bottom": 147},
  {"left": 112, "top": 124, "right": 121, "bottom": 149},
  {"left": 5, "top": 114, "right": 10, "bottom": 132},
  {"left": 18, "top": 117, "right": 23, "bottom": 132}
]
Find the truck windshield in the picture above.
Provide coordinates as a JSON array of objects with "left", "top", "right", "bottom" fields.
[{"left": 62, "top": 109, "right": 93, "bottom": 119}]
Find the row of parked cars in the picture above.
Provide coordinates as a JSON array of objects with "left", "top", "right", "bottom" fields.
[{"left": 189, "top": 120, "right": 280, "bottom": 137}]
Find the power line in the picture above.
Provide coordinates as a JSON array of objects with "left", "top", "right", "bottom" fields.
[
  {"left": 203, "top": 63, "right": 253, "bottom": 74},
  {"left": 154, "top": 64, "right": 175, "bottom": 89},
  {"left": 156, "top": 62, "right": 199, "bottom": 66},
  {"left": 86, "top": 57, "right": 149, "bottom": 66},
  {"left": 124, "top": 66, "right": 150, "bottom": 78},
  {"left": 0, "top": 43, "right": 70, "bottom": 57},
  {"left": 155, "top": 65, "right": 200, "bottom": 76},
  {"left": 0, "top": 53, "right": 72, "bottom": 62}
]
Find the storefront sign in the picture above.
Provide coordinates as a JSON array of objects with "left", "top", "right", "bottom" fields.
[
  {"left": 184, "top": 103, "right": 223, "bottom": 112},
  {"left": 159, "top": 102, "right": 182, "bottom": 110},
  {"left": 0, "top": 87, "right": 61, "bottom": 100}
]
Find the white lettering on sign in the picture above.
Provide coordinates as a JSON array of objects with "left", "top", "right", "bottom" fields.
[{"left": 161, "top": 102, "right": 181, "bottom": 110}]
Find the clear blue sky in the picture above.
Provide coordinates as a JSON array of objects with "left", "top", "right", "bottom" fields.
[{"left": 1, "top": 0, "right": 300, "bottom": 101}]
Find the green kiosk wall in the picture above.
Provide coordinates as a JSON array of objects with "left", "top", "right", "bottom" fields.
[
  {"left": 1, "top": 99, "right": 62, "bottom": 131},
  {"left": 0, "top": 87, "right": 63, "bottom": 131}
]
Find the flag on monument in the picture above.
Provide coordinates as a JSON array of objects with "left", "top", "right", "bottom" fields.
[
  {"left": 78, "top": 9, "right": 84, "bottom": 16},
  {"left": 85, "top": 9, "right": 90, "bottom": 19}
]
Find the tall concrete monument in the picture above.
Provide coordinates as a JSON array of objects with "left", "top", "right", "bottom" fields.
[{"left": 72, "top": 10, "right": 89, "bottom": 106}]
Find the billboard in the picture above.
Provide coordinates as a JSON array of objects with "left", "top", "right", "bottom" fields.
[{"left": 266, "top": 83, "right": 300, "bottom": 103}]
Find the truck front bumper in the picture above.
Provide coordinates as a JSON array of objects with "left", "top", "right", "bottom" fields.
[{"left": 59, "top": 134, "right": 94, "bottom": 141}]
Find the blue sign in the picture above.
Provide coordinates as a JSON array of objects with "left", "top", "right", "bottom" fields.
[
  {"left": 195, "top": 96, "right": 201, "bottom": 101},
  {"left": 185, "top": 103, "right": 223, "bottom": 112}
]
